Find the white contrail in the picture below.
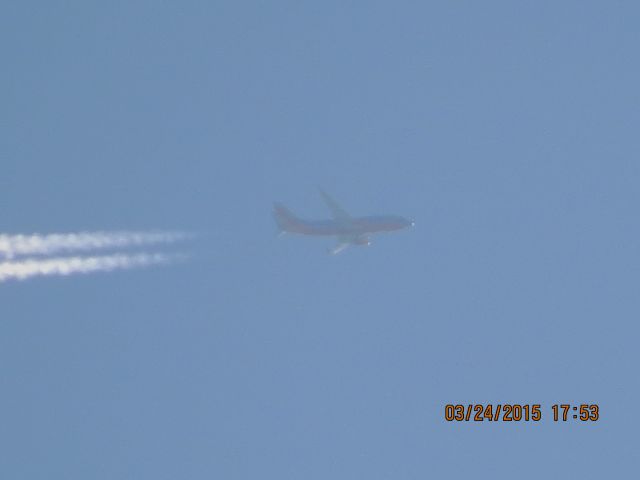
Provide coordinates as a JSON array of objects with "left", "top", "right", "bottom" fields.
[
  {"left": 0, "top": 231, "right": 190, "bottom": 259},
  {"left": 0, "top": 252, "right": 185, "bottom": 282}
]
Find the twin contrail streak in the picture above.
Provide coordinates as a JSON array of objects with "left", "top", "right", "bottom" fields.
[
  {"left": 0, "top": 253, "right": 186, "bottom": 282},
  {"left": 0, "top": 230, "right": 192, "bottom": 283},
  {"left": 0, "top": 231, "right": 189, "bottom": 259}
]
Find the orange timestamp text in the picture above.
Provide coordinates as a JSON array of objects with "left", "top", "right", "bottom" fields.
[{"left": 444, "top": 404, "right": 600, "bottom": 422}]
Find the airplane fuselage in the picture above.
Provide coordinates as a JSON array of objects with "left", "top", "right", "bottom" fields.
[{"left": 282, "top": 215, "right": 413, "bottom": 236}]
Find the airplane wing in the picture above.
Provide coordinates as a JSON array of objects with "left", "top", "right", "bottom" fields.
[
  {"left": 328, "top": 241, "right": 350, "bottom": 255},
  {"left": 328, "top": 234, "right": 370, "bottom": 255},
  {"left": 318, "top": 188, "right": 351, "bottom": 221}
]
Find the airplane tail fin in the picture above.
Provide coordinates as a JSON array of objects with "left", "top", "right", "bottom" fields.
[{"left": 273, "top": 203, "right": 299, "bottom": 233}]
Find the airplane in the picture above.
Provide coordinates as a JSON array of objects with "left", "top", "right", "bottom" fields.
[{"left": 273, "top": 189, "right": 414, "bottom": 254}]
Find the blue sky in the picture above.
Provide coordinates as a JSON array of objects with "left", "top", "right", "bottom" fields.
[{"left": 2, "top": 1, "right": 639, "bottom": 478}]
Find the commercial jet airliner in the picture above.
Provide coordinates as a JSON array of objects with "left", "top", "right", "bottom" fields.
[{"left": 274, "top": 189, "right": 414, "bottom": 254}]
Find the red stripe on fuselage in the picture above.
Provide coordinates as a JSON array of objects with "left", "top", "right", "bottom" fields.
[{"left": 283, "top": 218, "right": 408, "bottom": 236}]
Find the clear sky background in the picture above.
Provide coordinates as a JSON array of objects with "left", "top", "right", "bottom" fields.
[{"left": 2, "top": 1, "right": 639, "bottom": 478}]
